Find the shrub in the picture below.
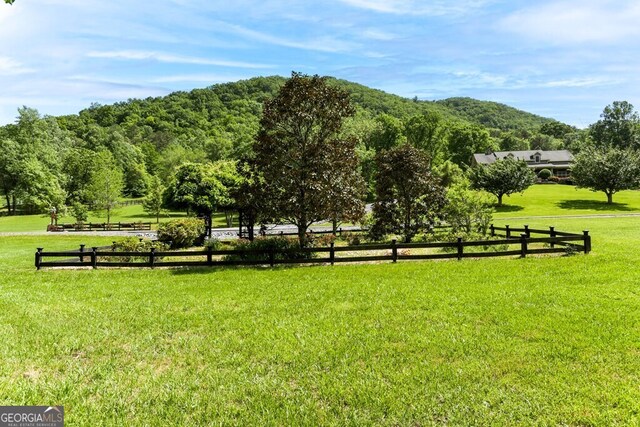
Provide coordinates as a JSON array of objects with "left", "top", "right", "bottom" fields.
[
  {"left": 538, "top": 169, "right": 552, "bottom": 180},
  {"left": 157, "top": 218, "right": 205, "bottom": 248},
  {"left": 310, "top": 233, "right": 336, "bottom": 247},
  {"left": 548, "top": 176, "right": 560, "bottom": 183},
  {"left": 204, "top": 238, "right": 223, "bottom": 251},
  {"left": 444, "top": 184, "right": 494, "bottom": 235},
  {"left": 225, "top": 237, "right": 313, "bottom": 262},
  {"left": 110, "top": 238, "right": 169, "bottom": 262},
  {"left": 341, "top": 232, "right": 362, "bottom": 246}
]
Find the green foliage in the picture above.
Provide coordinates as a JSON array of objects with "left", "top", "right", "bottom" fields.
[
  {"left": 251, "top": 72, "right": 365, "bottom": 247},
  {"left": 447, "top": 122, "right": 495, "bottom": 166},
  {"left": 204, "top": 237, "right": 223, "bottom": 251},
  {"left": 436, "top": 97, "right": 555, "bottom": 132},
  {"left": 540, "top": 120, "right": 576, "bottom": 139},
  {"left": 443, "top": 184, "right": 494, "bottom": 235},
  {"left": 571, "top": 145, "right": 640, "bottom": 204},
  {"left": 164, "top": 162, "right": 227, "bottom": 216},
  {"left": 538, "top": 169, "right": 552, "bottom": 180},
  {"left": 87, "top": 151, "right": 124, "bottom": 223},
  {"left": 110, "top": 237, "right": 170, "bottom": 262},
  {"left": 70, "top": 201, "right": 89, "bottom": 224},
  {"left": 142, "top": 175, "right": 166, "bottom": 223},
  {"left": 589, "top": 101, "right": 640, "bottom": 149},
  {"left": 470, "top": 157, "right": 536, "bottom": 206},
  {"left": 225, "top": 236, "right": 313, "bottom": 261},
  {"left": 157, "top": 218, "right": 205, "bottom": 248},
  {"left": 370, "top": 144, "right": 446, "bottom": 243}
]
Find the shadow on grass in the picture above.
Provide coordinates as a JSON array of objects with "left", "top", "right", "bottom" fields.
[
  {"left": 556, "top": 199, "right": 634, "bottom": 211},
  {"left": 494, "top": 204, "right": 524, "bottom": 213}
]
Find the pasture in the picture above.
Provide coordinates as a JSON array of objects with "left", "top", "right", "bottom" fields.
[{"left": 0, "top": 188, "right": 639, "bottom": 425}]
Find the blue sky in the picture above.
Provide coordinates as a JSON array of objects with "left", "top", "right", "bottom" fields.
[{"left": 1, "top": 0, "right": 638, "bottom": 127}]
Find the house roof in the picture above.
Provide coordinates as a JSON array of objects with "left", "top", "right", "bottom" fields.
[{"left": 473, "top": 150, "right": 574, "bottom": 166}]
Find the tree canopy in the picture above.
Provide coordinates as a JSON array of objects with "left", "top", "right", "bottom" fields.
[
  {"left": 370, "top": 144, "right": 446, "bottom": 243},
  {"left": 470, "top": 157, "right": 536, "bottom": 206},
  {"left": 250, "top": 72, "right": 365, "bottom": 246},
  {"left": 571, "top": 146, "right": 640, "bottom": 204}
]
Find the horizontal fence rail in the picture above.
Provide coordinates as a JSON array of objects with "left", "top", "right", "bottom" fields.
[
  {"left": 47, "top": 222, "right": 152, "bottom": 232},
  {"left": 35, "top": 225, "right": 591, "bottom": 270}
]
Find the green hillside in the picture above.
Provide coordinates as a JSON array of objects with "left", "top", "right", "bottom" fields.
[{"left": 436, "top": 97, "right": 554, "bottom": 132}]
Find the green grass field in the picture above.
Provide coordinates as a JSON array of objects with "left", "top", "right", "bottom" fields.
[
  {"left": 1, "top": 188, "right": 640, "bottom": 425},
  {"left": 0, "top": 205, "right": 242, "bottom": 233},
  {"left": 494, "top": 184, "right": 640, "bottom": 218}
]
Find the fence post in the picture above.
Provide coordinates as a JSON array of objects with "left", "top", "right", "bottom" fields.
[
  {"left": 79, "top": 244, "right": 85, "bottom": 263},
  {"left": 150, "top": 247, "right": 156, "bottom": 268},
  {"left": 112, "top": 241, "right": 116, "bottom": 251},
  {"left": 330, "top": 242, "right": 335, "bottom": 266},
  {"left": 549, "top": 226, "right": 556, "bottom": 248},
  {"left": 506, "top": 225, "right": 511, "bottom": 238},
  {"left": 583, "top": 230, "right": 591, "bottom": 254},
  {"left": 457, "top": 237, "right": 463, "bottom": 260},
  {"left": 207, "top": 246, "right": 213, "bottom": 266},
  {"left": 269, "top": 246, "right": 275, "bottom": 267},
  {"left": 35, "top": 248, "right": 43, "bottom": 270},
  {"left": 392, "top": 239, "right": 398, "bottom": 263},
  {"left": 524, "top": 224, "right": 530, "bottom": 237},
  {"left": 339, "top": 227, "right": 342, "bottom": 237},
  {"left": 91, "top": 247, "right": 98, "bottom": 269},
  {"left": 520, "top": 234, "right": 527, "bottom": 258},
  {"left": 490, "top": 224, "right": 495, "bottom": 237}
]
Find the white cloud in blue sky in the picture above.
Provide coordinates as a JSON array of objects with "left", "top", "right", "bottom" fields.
[{"left": 0, "top": 0, "right": 638, "bottom": 127}]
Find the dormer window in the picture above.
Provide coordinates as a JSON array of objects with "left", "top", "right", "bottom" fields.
[{"left": 535, "top": 154, "right": 541, "bottom": 163}]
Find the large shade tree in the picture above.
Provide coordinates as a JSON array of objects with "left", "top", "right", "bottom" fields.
[
  {"left": 470, "top": 157, "right": 536, "bottom": 206},
  {"left": 590, "top": 101, "right": 640, "bottom": 150},
  {"left": 251, "top": 72, "right": 365, "bottom": 247},
  {"left": 571, "top": 145, "right": 640, "bottom": 204},
  {"left": 370, "top": 144, "right": 446, "bottom": 243}
]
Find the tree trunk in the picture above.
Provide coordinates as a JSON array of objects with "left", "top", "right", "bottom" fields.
[
  {"left": 11, "top": 194, "right": 16, "bottom": 215},
  {"left": 497, "top": 194, "right": 503, "bottom": 206},
  {"left": 298, "top": 226, "right": 307, "bottom": 248},
  {"left": 607, "top": 191, "right": 613, "bottom": 204},
  {"left": 5, "top": 194, "right": 10, "bottom": 215},
  {"left": 156, "top": 211, "right": 160, "bottom": 223},
  {"left": 107, "top": 207, "right": 111, "bottom": 224},
  {"left": 332, "top": 217, "right": 338, "bottom": 235}
]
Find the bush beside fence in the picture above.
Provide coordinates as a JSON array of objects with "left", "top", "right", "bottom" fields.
[{"left": 35, "top": 225, "right": 591, "bottom": 270}]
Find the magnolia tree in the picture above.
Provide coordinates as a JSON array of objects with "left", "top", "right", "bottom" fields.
[
  {"left": 571, "top": 146, "right": 640, "bottom": 204},
  {"left": 250, "top": 72, "right": 365, "bottom": 247},
  {"left": 470, "top": 157, "right": 536, "bottom": 206}
]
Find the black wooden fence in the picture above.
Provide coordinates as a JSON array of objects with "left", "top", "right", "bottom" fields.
[
  {"left": 35, "top": 225, "right": 591, "bottom": 270},
  {"left": 48, "top": 222, "right": 152, "bottom": 232}
]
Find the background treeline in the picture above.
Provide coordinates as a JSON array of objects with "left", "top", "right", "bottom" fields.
[{"left": 0, "top": 75, "right": 584, "bottom": 214}]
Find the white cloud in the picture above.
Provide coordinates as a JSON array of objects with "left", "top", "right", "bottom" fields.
[
  {"left": 151, "top": 74, "right": 248, "bottom": 84},
  {"left": 0, "top": 57, "right": 34, "bottom": 75},
  {"left": 337, "top": 0, "right": 492, "bottom": 15},
  {"left": 86, "top": 50, "right": 274, "bottom": 69},
  {"left": 539, "top": 77, "right": 617, "bottom": 88},
  {"left": 217, "top": 22, "right": 359, "bottom": 53},
  {"left": 500, "top": 0, "right": 640, "bottom": 44}
]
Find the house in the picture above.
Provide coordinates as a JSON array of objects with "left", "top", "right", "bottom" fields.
[{"left": 472, "top": 150, "right": 574, "bottom": 177}]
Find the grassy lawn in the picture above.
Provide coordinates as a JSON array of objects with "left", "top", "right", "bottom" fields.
[
  {"left": 1, "top": 214, "right": 639, "bottom": 425},
  {"left": 494, "top": 184, "right": 640, "bottom": 218}
]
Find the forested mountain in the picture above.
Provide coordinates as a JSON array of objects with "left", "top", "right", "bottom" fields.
[
  {"left": 435, "top": 97, "right": 554, "bottom": 132},
  {"left": 1, "top": 75, "right": 581, "bottom": 214}
]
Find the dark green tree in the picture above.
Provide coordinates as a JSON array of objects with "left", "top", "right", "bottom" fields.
[
  {"left": 404, "top": 112, "right": 448, "bottom": 167},
  {"left": 370, "top": 144, "right": 446, "bottom": 243},
  {"left": 571, "top": 146, "right": 640, "bottom": 204},
  {"left": 470, "top": 157, "right": 536, "bottom": 206},
  {"left": 590, "top": 101, "right": 640, "bottom": 149},
  {"left": 251, "top": 72, "right": 365, "bottom": 247},
  {"left": 164, "top": 162, "right": 226, "bottom": 216},
  {"left": 448, "top": 123, "right": 495, "bottom": 166}
]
